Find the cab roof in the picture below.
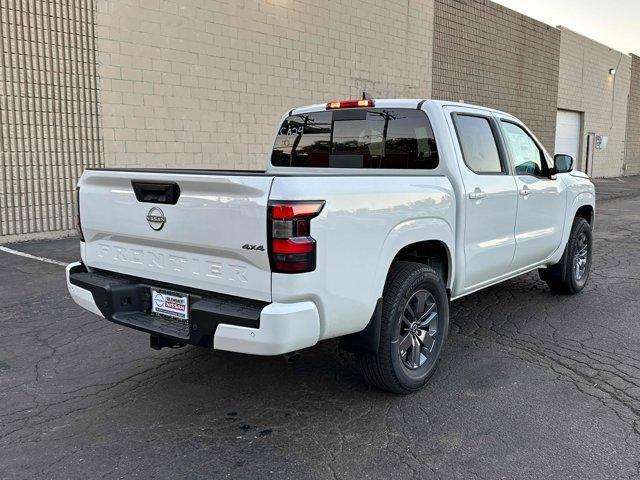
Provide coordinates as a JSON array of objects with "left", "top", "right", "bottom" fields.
[{"left": 288, "top": 98, "right": 512, "bottom": 118}]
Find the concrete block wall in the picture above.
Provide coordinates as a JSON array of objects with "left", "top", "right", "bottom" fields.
[
  {"left": 96, "top": 0, "right": 435, "bottom": 170},
  {"left": 0, "top": 0, "right": 102, "bottom": 243},
  {"left": 1, "top": 0, "right": 638, "bottom": 243},
  {"left": 557, "top": 27, "right": 632, "bottom": 178},
  {"left": 624, "top": 54, "right": 640, "bottom": 175},
  {"left": 432, "top": 0, "right": 561, "bottom": 152}
]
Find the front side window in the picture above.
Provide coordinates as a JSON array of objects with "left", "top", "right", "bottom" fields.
[
  {"left": 454, "top": 114, "right": 504, "bottom": 174},
  {"left": 500, "top": 121, "right": 547, "bottom": 176},
  {"left": 271, "top": 109, "right": 439, "bottom": 169}
]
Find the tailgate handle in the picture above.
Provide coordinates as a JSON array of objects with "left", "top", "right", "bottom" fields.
[{"left": 131, "top": 181, "right": 180, "bottom": 205}]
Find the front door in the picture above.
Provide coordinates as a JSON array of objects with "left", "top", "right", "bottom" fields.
[
  {"left": 445, "top": 107, "right": 519, "bottom": 289},
  {"left": 497, "top": 119, "right": 567, "bottom": 270}
]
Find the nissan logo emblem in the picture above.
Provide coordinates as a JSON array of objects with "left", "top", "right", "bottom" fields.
[{"left": 146, "top": 207, "right": 166, "bottom": 231}]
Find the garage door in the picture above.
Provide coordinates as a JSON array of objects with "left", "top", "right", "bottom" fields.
[{"left": 555, "top": 110, "right": 581, "bottom": 167}]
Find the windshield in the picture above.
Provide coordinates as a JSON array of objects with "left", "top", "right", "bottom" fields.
[{"left": 271, "top": 108, "right": 439, "bottom": 169}]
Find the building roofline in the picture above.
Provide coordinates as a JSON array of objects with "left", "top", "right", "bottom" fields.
[
  {"left": 557, "top": 25, "right": 633, "bottom": 58},
  {"left": 490, "top": 1, "right": 559, "bottom": 32}
]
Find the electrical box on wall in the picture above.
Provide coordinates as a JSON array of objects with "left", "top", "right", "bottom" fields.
[{"left": 595, "top": 135, "right": 609, "bottom": 150}]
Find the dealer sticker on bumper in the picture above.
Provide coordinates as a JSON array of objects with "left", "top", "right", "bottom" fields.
[{"left": 151, "top": 289, "right": 189, "bottom": 320}]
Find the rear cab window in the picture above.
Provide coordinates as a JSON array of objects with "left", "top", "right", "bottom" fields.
[{"left": 271, "top": 109, "right": 439, "bottom": 169}]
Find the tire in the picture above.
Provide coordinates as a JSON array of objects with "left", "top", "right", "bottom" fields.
[
  {"left": 356, "top": 261, "right": 449, "bottom": 394},
  {"left": 539, "top": 217, "right": 592, "bottom": 294}
]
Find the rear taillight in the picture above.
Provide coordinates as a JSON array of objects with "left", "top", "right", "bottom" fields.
[
  {"left": 76, "top": 186, "right": 85, "bottom": 242},
  {"left": 268, "top": 201, "right": 324, "bottom": 273}
]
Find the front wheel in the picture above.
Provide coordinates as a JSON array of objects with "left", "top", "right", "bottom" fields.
[
  {"left": 356, "top": 261, "right": 449, "bottom": 394},
  {"left": 539, "top": 217, "right": 592, "bottom": 294}
]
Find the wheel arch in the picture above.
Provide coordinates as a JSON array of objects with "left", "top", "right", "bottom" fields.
[
  {"left": 375, "top": 218, "right": 455, "bottom": 297},
  {"left": 575, "top": 204, "right": 594, "bottom": 226},
  {"left": 549, "top": 191, "right": 595, "bottom": 265},
  {"left": 391, "top": 240, "right": 452, "bottom": 288}
]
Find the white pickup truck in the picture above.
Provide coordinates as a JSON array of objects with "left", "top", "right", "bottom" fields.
[{"left": 66, "top": 98, "right": 595, "bottom": 394}]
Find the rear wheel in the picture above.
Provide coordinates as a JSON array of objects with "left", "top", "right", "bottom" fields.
[
  {"left": 356, "top": 261, "right": 449, "bottom": 394},
  {"left": 539, "top": 217, "right": 592, "bottom": 294}
]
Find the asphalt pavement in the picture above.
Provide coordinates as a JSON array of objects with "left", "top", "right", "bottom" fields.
[{"left": 1, "top": 176, "right": 639, "bottom": 479}]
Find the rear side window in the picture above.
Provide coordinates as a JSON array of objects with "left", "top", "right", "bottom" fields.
[
  {"left": 271, "top": 109, "right": 439, "bottom": 169},
  {"left": 454, "top": 115, "right": 504, "bottom": 174}
]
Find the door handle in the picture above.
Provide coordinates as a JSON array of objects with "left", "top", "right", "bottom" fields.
[
  {"left": 468, "top": 188, "right": 486, "bottom": 200},
  {"left": 519, "top": 187, "right": 530, "bottom": 197}
]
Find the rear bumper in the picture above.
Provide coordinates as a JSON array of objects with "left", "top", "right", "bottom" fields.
[{"left": 65, "top": 262, "right": 320, "bottom": 355}]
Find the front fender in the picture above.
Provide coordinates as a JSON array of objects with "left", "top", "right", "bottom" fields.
[
  {"left": 374, "top": 217, "right": 455, "bottom": 297},
  {"left": 549, "top": 190, "right": 595, "bottom": 264}
]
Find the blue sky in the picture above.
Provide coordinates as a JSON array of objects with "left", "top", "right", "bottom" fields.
[{"left": 493, "top": 0, "right": 639, "bottom": 55}]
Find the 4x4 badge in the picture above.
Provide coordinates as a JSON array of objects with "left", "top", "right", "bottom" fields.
[{"left": 242, "top": 244, "right": 265, "bottom": 251}]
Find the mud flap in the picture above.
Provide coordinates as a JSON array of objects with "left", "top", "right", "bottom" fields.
[{"left": 340, "top": 298, "right": 383, "bottom": 354}]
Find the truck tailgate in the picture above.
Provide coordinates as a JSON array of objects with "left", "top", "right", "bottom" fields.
[{"left": 78, "top": 170, "right": 274, "bottom": 302}]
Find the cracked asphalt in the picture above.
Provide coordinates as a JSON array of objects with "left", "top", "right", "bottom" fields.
[{"left": 1, "top": 176, "right": 640, "bottom": 479}]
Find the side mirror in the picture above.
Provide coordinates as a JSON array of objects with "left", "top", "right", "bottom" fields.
[{"left": 554, "top": 154, "right": 573, "bottom": 174}]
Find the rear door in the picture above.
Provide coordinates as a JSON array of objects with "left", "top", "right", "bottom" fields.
[
  {"left": 444, "top": 106, "right": 519, "bottom": 289},
  {"left": 79, "top": 170, "right": 274, "bottom": 302}
]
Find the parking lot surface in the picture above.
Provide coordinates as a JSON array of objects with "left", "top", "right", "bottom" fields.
[{"left": 1, "top": 177, "right": 640, "bottom": 479}]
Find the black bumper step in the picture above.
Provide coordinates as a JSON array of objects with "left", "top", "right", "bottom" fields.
[
  {"left": 113, "top": 311, "right": 191, "bottom": 340},
  {"left": 69, "top": 264, "right": 268, "bottom": 348}
]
